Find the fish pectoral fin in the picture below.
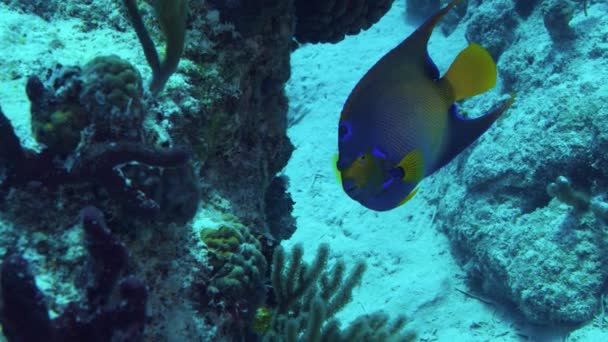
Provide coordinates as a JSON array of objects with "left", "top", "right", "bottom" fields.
[
  {"left": 397, "top": 149, "right": 425, "bottom": 183},
  {"left": 442, "top": 43, "right": 497, "bottom": 101},
  {"left": 431, "top": 95, "right": 515, "bottom": 174},
  {"left": 397, "top": 188, "right": 419, "bottom": 207}
]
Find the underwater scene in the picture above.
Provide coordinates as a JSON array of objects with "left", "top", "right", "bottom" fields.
[{"left": 0, "top": 0, "right": 606, "bottom": 341}]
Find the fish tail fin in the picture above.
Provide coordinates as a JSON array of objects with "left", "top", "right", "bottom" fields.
[
  {"left": 431, "top": 96, "right": 515, "bottom": 173},
  {"left": 442, "top": 43, "right": 497, "bottom": 101}
]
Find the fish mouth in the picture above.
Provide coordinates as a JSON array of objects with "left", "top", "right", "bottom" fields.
[
  {"left": 342, "top": 179, "right": 358, "bottom": 194},
  {"left": 344, "top": 185, "right": 358, "bottom": 196}
]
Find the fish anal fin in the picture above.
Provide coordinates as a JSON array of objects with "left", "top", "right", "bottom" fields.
[
  {"left": 431, "top": 96, "right": 515, "bottom": 173},
  {"left": 397, "top": 188, "right": 419, "bottom": 207},
  {"left": 442, "top": 43, "right": 497, "bottom": 101}
]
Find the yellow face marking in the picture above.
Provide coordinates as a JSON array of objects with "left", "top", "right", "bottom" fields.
[
  {"left": 332, "top": 154, "right": 342, "bottom": 183},
  {"left": 342, "top": 152, "right": 384, "bottom": 189}
]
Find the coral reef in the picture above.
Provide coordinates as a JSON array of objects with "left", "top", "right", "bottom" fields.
[
  {"left": 542, "top": 0, "right": 576, "bottom": 41},
  {"left": 0, "top": 207, "right": 147, "bottom": 342},
  {"left": 431, "top": 0, "right": 608, "bottom": 325},
  {"left": 194, "top": 224, "right": 268, "bottom": 335},
  {"left": 209, "top": 0, "right": 394, "bottom": 44},
  {"left": 169, "top": 0, "right": 296, "bottom": 231},
  {"left": 79, "top": 55, "right": 145, "bottom": 140},
  {"left": 264, "top": 176, "right": 297, "bottom": 242},
  {"left": 0, "top": 52, "right": 200, "bottom": 226},
  {"left": 28, "top": 56, "right": 145, "bottom": 151},
  {"left": 0, "top": 104, "right": 193, "bottom": 223},
  {"left": 513, "top": 0, "right": 541, "bottom": 18},
  {"left": 547, "top": 175, "right": 608, "bottom": 222},
  {"left": 465, "top": 0, "right": 518, "bottom": 59},
  {"left": 0, "top": 0, "right": 411, "bottom": 339}
]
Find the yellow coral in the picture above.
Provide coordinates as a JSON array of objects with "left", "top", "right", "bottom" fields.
[
  {"left": 31, "top": 106, "right": 88, "bottom": 154},
  {"left": 252, "top": 306, "right": 272, "bottom": 334},
  {"left": 200, "top": 225, "right": 244, "bottom": 269}
]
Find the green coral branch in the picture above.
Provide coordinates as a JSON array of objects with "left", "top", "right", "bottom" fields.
[
  {"left": 265, "top": 243, "right": 415, "bottom": 342},
  {"left": 583, "top": 0, "right": 588, "bottom": 16},
  {"left": 123, "top": 0, "right": 187, "bottom": 95},
  {"left": 547, "top": 175, "right": 608, "bottom": 221},
  {"left": 547, "top": 176, "right": 589, "bottom": 210}
]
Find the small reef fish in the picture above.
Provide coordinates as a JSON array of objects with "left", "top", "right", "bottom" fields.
[{"left": 335, "top": 0, "right": 514, "bottom": 211}]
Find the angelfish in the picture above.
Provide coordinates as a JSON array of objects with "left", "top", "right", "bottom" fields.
[{"left": 335, "top": 0, "right": 514, "bottom": 211}]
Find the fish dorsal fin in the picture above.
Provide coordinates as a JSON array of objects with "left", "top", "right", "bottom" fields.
[
  {"left": 430, "top": 96, "right": 515, "bottom": 173},
  {"left": 341, "top": 0, "right": 462, "bottom": 121},
  {"left": 442, "top": 43, "right": 497, "bottom": 101},
  {"left": 404, "top": 0, "right": 464, "bottom": 56},
  {"left": 381, "top": 0, "right": 463, "bottom": 75}
]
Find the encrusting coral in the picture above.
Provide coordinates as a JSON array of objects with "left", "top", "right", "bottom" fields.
[
  {"left": 0, "top": 102, "right": 192, "bottom": 219},
  {"left": 200, "top": 225, "right": 268, "bottom": 303},
  {"left": 195, "top": 224, "right": 268, "bottom": 336},
  {"left": 29, "top": 56, "right": 146, "bottom": 152},
  {"left": 0, "top": 206, "right": 148, "bottom": 342}
]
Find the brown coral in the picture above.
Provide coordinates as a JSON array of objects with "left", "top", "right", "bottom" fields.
[{"left": 294, "top": 0, "right": 395, "bottom": 44}]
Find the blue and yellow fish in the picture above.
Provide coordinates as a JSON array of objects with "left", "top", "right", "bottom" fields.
[{"left": 335, "top": 0, "right": 514, "bottom": 211}]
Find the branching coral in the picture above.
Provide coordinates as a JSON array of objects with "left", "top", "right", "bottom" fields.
[
  {"left": 547, "top": 175, "right": 589, "bottom": 210},
  {"left": 123, "top": 0, "right": 188, "bottom": 94},
  {"left": 547, "top": 175, "right": 608, "bottom": 221},
  {"left": 262, "top": 244, "right": 415, "bottom": 342}
]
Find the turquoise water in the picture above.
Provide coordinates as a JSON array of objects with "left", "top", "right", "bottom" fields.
[{"left": 0, "top": 0, "right": 607, "bottom": 341}]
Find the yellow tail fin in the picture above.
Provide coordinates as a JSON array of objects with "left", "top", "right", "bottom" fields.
[{"left": 443, "top": 43, "right": 497, "bottom": 101}]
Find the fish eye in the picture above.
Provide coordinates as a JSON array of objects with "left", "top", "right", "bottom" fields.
[
  {"left": 389, "top": 167, "right": 405, "bottom": 179},
  {"left": 338, "top": 122, "right": 352, "bottom": 142}
]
